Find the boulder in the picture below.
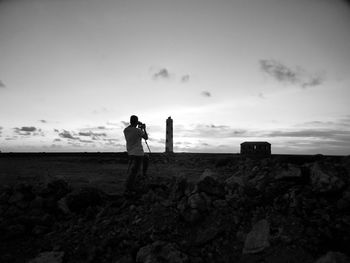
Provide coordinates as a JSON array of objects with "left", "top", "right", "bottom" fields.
[
  {"left": 315, "top": 251, "right": 349, "bottom": 263},
  {"left": 136, "top": 241, "right": 189, "bottom": 263},
  {"left": 310, "top": 163, "right": 346, "bottom": 194},
  {"left": 243, "top": 219, "right": 270, "bottom": 254},
  {"left": 197, "top": 172, "right": 225, "bottom": 198},
  {"left": 187, "top": 193, "right": 207, "bottom": 212},
  {"left": 225, "top": 173, "right": 244, "bottom": 188},
  {"left": 66, "top": 187, "right": 104, "bottom": 213},
  {"left": 39, "top": 178, "right": 70, "bottom": 200},
  {"left": 182, "top": 208, "right": 202, "bottom": 224},
  {"left": 28, "top": 251, "right": 65, "bottom": 263},
  {"left": 275, "top": 164, "right": 303, "bottom": 180}
]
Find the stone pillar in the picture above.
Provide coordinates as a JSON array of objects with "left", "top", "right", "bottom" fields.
[{"left": 165, "top": 116, "right": 173, "bottom": 153}]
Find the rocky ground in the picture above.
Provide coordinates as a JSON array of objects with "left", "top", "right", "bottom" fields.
[{"left": 0, "top": 153, "right": 350, "bottom": 263}]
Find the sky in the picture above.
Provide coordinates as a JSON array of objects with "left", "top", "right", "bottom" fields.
[{"left": 1, "top": 0, "right": 350, "bottom": 155}]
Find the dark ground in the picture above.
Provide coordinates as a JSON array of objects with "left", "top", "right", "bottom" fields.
[{"left": 0, "top": 152, "right": 349, "bottom": 263}]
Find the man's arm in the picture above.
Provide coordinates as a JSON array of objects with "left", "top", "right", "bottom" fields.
[{"left": 142, "top": 126, "right": 148, "bottom": 140}]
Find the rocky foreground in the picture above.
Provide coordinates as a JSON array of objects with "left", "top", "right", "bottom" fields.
[{"left": 1, "top": 155, "right": 350, "bottom": 263}]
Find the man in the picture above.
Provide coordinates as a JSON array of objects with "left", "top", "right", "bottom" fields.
[{"left": 123, "top": 115, "right": 149, "bottom": 194}]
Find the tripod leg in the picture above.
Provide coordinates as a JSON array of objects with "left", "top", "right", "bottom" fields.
[{"left": 127, "top": 157, "right": 132, "bottom": 174}]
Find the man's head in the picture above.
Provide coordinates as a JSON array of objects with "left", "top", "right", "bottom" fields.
[{"left": 130, "top": 115, "right": 138, "bottom": 126}]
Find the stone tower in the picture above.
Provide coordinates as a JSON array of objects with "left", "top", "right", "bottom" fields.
[{"left": 165, "top": 116, "right": 173, "bottom": 153}]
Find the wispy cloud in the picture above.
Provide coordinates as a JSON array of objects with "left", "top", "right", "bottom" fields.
[
  {"left": 15, "top": 126, "right": 36, "bottom": 132},
  {"left": 150, "top": 67, "right": 191, "bottom": 83},
  {"left": 201, "top": 91, "right": 211, "bottom": 97},
  {"left": 78, "top": 131, "right": 107, "bottom": 140},
  {"left": 178, "top": 124, "right": 248, "bottom": 139},
  {"left": 258, "top": 92, "right": 265, "bottom": 99},
  {"left": 153, "top": 68, "right": 170, "bottom": 80},
  {"left": 259, "top": 59, "right": 325, "bottom": 88},
  {"left": 0, "top": 80, "right": 5, "bottom": 88},
  {"left": 13, "top": 126, "right": 45, "bottom": 137},
  {"left": 59, "top": 130, "right": 78, "bottom": 140},
  {"left": 181, "top": 75, "right": 190, "bottom": 83},
  {"left": 121, "top": 121, "right": 129, "bottom": 127}
]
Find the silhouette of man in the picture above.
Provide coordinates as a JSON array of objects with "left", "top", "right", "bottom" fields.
[{"left": 123, "top": 115, "right": 149, "bottom": 194}]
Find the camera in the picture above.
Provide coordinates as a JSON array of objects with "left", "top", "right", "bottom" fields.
[{"left": 137, "top": 121, "right": 146, "bottom": 129}]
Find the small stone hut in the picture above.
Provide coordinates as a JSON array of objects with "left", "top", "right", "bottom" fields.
[{"left": 240, "top": 141, "right": 271, "bottom": 156}]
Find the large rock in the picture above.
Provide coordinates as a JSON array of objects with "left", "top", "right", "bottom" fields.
[
  {"left": 197, "top": 170, "right": 225, "bottom": 198},
  {"left": 28, "top": 251, "right": 64, "bottom": 263},
  {"left": 275, "top": 164, "right": 303, "bottom": 180},
  {"left": 315, "top": 251, "right": 349, "bottom": 263},
  {"left": 225, "top": 173, "right": 244, "bottom": 188},
  {"left": 187, "top": 193, "right": 207, "bottom": 212},
  {"left": 310, "top": 163, "right": 346, "bottom": 194},
  {"left": 66, "top": 187, "right": 104, "bottom": 213},
  {"left": 136, "top": 241, "right": 189, "bottom": 263},
  {"left": 38, "top": 178, "right": 70, "bottom": 200},
  {"left": 243, "top": 219, "right": 270, "bottom": 254}
]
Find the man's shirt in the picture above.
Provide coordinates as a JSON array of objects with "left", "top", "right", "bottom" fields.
[{"left": 124, "top": 126, "right": 146, "bottom": 156}]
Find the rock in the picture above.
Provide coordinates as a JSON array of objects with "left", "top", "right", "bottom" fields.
[
  {"left": 5, "top": 224, "right": 26, "bottom": 239},
  {"left": 188, "top": 193, "right": 207, "bottom": 212},
  {"left": 66, "top": 186, "right": 104, "bottom": 213},
  {"left": 32, "top": 225, "right": 50, "bottom": 235},
  {"left": 116, "top": 254, "right": 134, "bottom": 263},
  {"left": 136, "top": 241, "right": 189, "bottom": 263},
  {"left": 310, "top": 162, "right": 346, "bottom": 194},
  {"left": 197, "top": 173, "right": 225, "bottom": 198},
  {"left": 14, "top": 183, "right": 36, "bottom": 201},
  {"left": 195, "top": 223, "right": 223, "bottom": 245},
  {"left": 336, "top": 190, "right": 350, "bottom": 211},
  {"left": 212, "top": 199, "right": 228, "bottom": 209},
  {"left": 243, "top": 219, "right": 270, "bottom": 254},
  {"left": 28, "top": 251, "right": 65, "bottom": 263},
  {"left": 275, "top": 164, "right": 303, "bottom": 180},
  {"left": 225, "top": 174, "right": 244, "bottom": 188},
  {"left": 29, "top": 196, "right": 44, "bottom": 210},
  {"left": 200, "top": 168, "right": 216, "bottom": 180},
  {"left": 315, "top": 251, "right": 349, "bottom": 263},
  {"left": 172, "top": 176, "right": 189, "bottom": 200},
  {"left": 182, "top": 208, "right": 202, "bottom": 224},
  {"left": 8, "top": 191, "right": 24, "bottom": 204},
  {"left": 39, "top": 178, "right": 70, "bottom": 200},
  {"left": 57, "top": 197, "right": 71, "bottom": 214}
]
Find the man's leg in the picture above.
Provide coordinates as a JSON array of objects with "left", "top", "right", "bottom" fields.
[
  {"left": 143, "top": 154, "right": 149, "bottom": 177},
  {"left": 125, "top": 156, "right": 142, "bottom": 192}
]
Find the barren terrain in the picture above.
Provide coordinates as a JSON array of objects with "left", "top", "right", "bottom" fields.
[{"left": 0, "top": 153, "right": 349, "bottom": 263}]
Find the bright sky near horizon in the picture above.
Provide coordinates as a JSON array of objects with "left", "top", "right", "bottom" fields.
[{"left": 1, "top": 0, "right": 350, "bottom": 155}]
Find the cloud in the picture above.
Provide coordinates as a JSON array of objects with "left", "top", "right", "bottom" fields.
[
  {"left": 121, "top": 121, "right": 129, "bottom": 127},
  {"left": 78, "top": 131, "right": 107, "bottom": 139},
  {"left": 201, "top": 91, "right": 211, "bottom": 97},
  {"left": 153, "top": 68, "right": 170, "bottom": 80},
  {"left": 179, "top": 124, "right": 248, "bottom": 139},
  {"left": 181, "top": 75, "right": 190, "bottom": 83},
  {"left": 92, "top": 107, "right": 108, "bottom": 114},
  {"left": 13, "top": 126, "right": 44, "bottom": 137},
  {"left": 0, "top": 80, "right": 5, "bottom": 88},
  {"left": 259, "top": 59, "right": 324, "bottom": 88},
  {"left": 258, "top": 92, "right": 265, "bottom": 99},
  {"left": 17, "top": 126, "right": 37, "bottom": 132},
  {"left": 59, "top": 130, "right": 78, "bottom": 140}
]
